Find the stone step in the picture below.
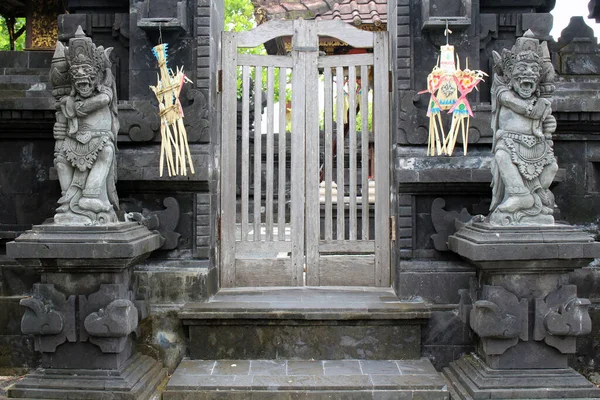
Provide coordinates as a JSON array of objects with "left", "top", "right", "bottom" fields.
[
  {"left": 0, "top": 81, "right": 49, "bottom": 91},
  {"left": 180, "top": 287, "right": 431, "bottom": 360},
  {"left": 0, "top": 74, "right": 49, "bottom": 83},
  {"left": 163, "top": 358, "right": 449, "bottom": 400},
  {"left": 0, "top": 67, "right": 50, "bottom": 76}
]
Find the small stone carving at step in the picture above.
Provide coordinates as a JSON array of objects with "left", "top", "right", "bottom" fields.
[
  {"left": 50, "top": 26, "right": 120, "bottom": 225},
  {"left": 489, "top": 30, "right": 557, "bottom": 225}
]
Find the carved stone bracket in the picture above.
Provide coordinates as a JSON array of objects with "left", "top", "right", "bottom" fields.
[
  {"left": 79, "top": 284, "right": 139, "bottom": 353},
  {"left": 125, "top": 197, "right": 181, "bottom": 250},
  {"left": 20, "top": 283, "right": 76, "bottom": 353},
  {"left": 534, "top": 285, "right": 592, "bottom": 354},
  {"left": 470, "top": 285, "right": 528, "bottom": 356},
  {"left": 430, "top": 198, "right": 472, "bottom": 251}
]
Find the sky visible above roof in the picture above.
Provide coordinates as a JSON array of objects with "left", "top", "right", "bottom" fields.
[{"left": 551, "top": 0, "right": 600, "bottom": 40}]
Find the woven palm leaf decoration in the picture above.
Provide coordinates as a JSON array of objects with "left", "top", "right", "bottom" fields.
[
  {"left": 150, "top": 43, "right": 194, "bottom": 176},
  {"left": 419, "top": 27, "right": 487, "bottom": 156}
]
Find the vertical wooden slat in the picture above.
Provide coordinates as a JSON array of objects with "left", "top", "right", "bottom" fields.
[
  {"left": 374, "top": 31, "right": 390, "bottom": 286},
  {"left": 266, "top": 66, "right": 275, "bottom": 241},
  {"left": 348, "top": 66, "right": 357, "bottom": 241},
  {"left": 290, "top": 19, "right": 306, "bottom": 286},
  {"left": 220, "top": 32, "right": 238, "bottom": 287},
  {"left": 324, "top": 67, "right": 333, "bottom": 241},
  {"left": 335, "top": 66, "right": 345, "bottom": 240},
  {"left": 254, "top": 66, "right": 262, "bottom": 241},
  {"left": 360, "top": 65, "right": 369, "bottom": 240},
  {"left": 241, "top": 66, "right": 250, "bottom": 241},
  {"left": 278, "top": 67, "right": 287, "bottom": 241},
  {"left": 304, "top": 21, "right": 320, "bottom": 286}
]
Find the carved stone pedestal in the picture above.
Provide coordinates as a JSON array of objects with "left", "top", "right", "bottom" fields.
[
  {"left": 6, "top": 222, "right": 166, "bottom": 400},
  {"left": 446, "top": 220, "right": 600, "bottom": 399}
]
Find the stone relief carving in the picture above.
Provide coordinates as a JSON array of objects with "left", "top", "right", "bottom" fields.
[
  {"left": 430, "top": 198, "right": 471, "bottom": 251},
  {"left": 534, "top": 285, "right": 592, "bottom": 354},
  {"left": 469, "top": 285, "right": 528, "bottom": 355},
  {"left": 84, "top": 299, "right": 138, "bottom": 337},
  {"left": 20, "top": 284, "right": 76, "bottom": 352},
  {"left": 489, "top": 30, "right": 558, "bottom": 225},
  {"left": 125, "top": 197, "right": 181, "bottom": 250},
  {"left": 50, "top": 26, "right": 120, "bottom": 225},
  {"left": 80, "top": 284, "right": 139, "bottom": 353}
]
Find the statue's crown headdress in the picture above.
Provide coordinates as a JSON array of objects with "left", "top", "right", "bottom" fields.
[
  {"left": 497, "top": 30, "right": 553, "bottom": 84},
  {"left": 65, "top": 26, "right": 112, "bottom": 72},
  {"left": 66, "top": 26, "right": 95, "bottom": 67}
]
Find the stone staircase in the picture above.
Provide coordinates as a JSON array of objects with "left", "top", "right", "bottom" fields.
[
  {"left": 0, "top": 51, "right": 55, "bottom": 136},
  {"left": 163, "top": 287, "right": 449, "bottom": 399}
]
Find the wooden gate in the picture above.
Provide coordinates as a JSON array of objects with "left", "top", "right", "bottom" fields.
[{"left": 220, "top": 19, "right": 390, "bottom": 288}]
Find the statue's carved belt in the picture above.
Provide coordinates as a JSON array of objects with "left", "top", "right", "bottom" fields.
[
  {"left": 497, "top": 130, "right": 542, "bottom": 148},
  {"left": 76, "top": 130, "right": 110, "bottom": 145}
]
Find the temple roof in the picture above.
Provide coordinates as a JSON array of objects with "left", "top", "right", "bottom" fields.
[
  {"left": 0, "top": 0, "right": 26, "bottom": 17},
  {"left": 253, "top": 0, "right": 386, "bottom": 28}
]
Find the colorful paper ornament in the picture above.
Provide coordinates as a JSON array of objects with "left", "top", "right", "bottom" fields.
[
  {"left": 150, "top": 43, "right": 194, "bottom": 177},
  {"left": 419, "top": 27, "right": 487, "bottom": 156}
]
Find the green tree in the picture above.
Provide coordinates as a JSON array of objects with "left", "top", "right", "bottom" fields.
[
  {"left": 225, "top": 0, "right": 291, "bottom": 105},
  {"left": 0, "top": 16, "right": 26, "bottom": 51}
]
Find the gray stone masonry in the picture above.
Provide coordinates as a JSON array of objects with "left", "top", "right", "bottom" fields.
[
  {"left": 5, "top": 222, "right": 166, "bottom": 399},
  {"left": 446, "top": 220, "right": 600, "bottom": 399},
  {"left": 180, "top": 287, "right": 431, "bottom": 361}
]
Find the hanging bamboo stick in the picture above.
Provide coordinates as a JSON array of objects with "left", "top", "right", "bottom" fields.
[{"left": 150, "top": 43, "right": 194, "bottom": 177}]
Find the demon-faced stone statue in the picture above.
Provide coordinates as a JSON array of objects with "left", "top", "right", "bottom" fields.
[
  {"left": 489, "top": 30, "right": 558, "bottom": 225},
  {"left": 50, "top": 26, "right": 119, "bottom": 225}
]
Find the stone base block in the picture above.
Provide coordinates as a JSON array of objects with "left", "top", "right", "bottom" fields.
[
  {"left": 443, "top": 354, "right": 600, "bottom": 399},
  {"left": 187, "top": 320, "right": 422, "bottom": 360},
  {"left": 8, "top": 353, "right": 167, "bottom": 400},
  {"left": 7, "top": 222, "right": 162, "bottom": 269},
  {"left": 448, "top": 221, "right": 600, "bottom": 271}
]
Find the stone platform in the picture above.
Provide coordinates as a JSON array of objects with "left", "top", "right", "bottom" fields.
[
  {"left": 179, "top": 287, "right": 431, "bottom": 360},
  {"left": 8, "top": 353, "right": 167, "bottom": 399},
  {"left": 164, "top": 358, "right": 449, "bottom": 400},
  {"left": 444, "top": 354, "right": 600, "bottom": 399}
]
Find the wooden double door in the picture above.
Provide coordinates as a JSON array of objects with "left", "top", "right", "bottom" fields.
[{"left": 220, "top": 19, "right": 390, "bottom": 287}]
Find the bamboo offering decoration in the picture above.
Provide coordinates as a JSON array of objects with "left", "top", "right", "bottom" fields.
[
  {"left": 150, "top": 43, "right": 194, "bottom": 176},
  {"left": 419, "top": 27, "right": 486, "bottom": 156}
]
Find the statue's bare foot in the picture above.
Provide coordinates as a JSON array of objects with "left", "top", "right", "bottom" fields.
[
  {"left": 79, "top": 197, "right": 111, "bottom": 213},
  {"left": 538, "top": 189, "right": 554, "bottom": 207},
  {"left": 498, "top": 194, "right": 534, "bottom": 213}
]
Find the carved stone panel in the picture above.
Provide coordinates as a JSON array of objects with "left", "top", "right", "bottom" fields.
[
  {"left": 79, "top": 284, "right": 138, "bottom": 353},
  {"left": 534, "top": 285, "right": 592, "bottom": 354},
  {"left": 20, "top": 283, "right": 76, "bottom": 353},
  {"left": 470, "top": 285, "right": 528, "bottom": 355}
]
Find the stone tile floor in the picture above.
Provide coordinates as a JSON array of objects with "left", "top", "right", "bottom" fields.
[{"left": 167, "top": 358, "right": 446, "bottom": 391}]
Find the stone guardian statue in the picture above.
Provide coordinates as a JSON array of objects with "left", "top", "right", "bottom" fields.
[
  {"left": 49, "top": 26, "right": 119, "bottom": 225},
  {"left": 489, "top": 30, "right": 558, "bottom": 225}
]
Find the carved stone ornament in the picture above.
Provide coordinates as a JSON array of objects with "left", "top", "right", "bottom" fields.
[
  {"left": 470, "top": 285, "right": 528, "bottom": 355},
  {"left": 50, "top": 26, "right": 120, "bottom": 225},
  {"left": 489, "top": 30, "right": 558, "bottom": 226},
  {"left": 20, "top": 283, "right": 76, "bottom": 352},
  {"left": 430, "top": 198, "right": 471, "bottom": 251},
  {"left": 79, "top": 284, "right": 139, "bottom": 353},
  {"left": 534, "top": 285, "right": 592, "bottom": 354}
]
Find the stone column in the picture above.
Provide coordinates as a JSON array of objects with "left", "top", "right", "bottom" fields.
[
  {"left": 5, "top": 222, "right": 166, "bottom": 399},
  {"left": 445, "top": 221, "right": 600, "bottom": 399}
]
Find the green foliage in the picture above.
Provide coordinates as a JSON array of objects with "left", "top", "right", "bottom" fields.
[
  {"left": 0, "top": 16, "right": 26, "bottom": 51},
  {"left": 225, "top": 0, "right": 290, "bottom": 105}
]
